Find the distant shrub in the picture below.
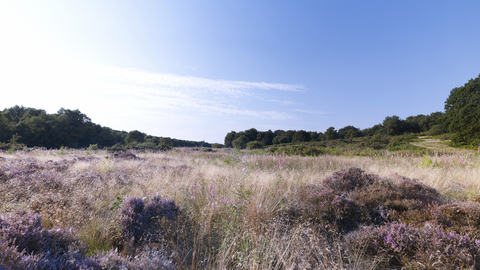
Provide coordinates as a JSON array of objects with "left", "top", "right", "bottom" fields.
[
  {"left": 156, "top": 144, "right": 172, "bottom": 151},
  {"left": 87, "top": 144, "right": 99, "bottom": 151},
  {"left": 107, "top": 143, "right": 125, "bottom": 153},
  {"left": 211, "top": 143, "right": 223, "bottom": 148},
  {"left": 246, "top": 141, "right": 263, "bottom": 150}
]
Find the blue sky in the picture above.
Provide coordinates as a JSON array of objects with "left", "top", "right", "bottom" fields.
[{"left": 1, "top": 1, "right": 480, "bottom": 143}]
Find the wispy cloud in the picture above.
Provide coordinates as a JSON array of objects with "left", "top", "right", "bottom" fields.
[
  {"left": 293, "top": 109, "right": 327, "bottom": 115},
  {"left": 81, "top": 63, "right": 302, "bottom": 120},
  {"left": 268, "top": 99, "right": 296, "bottom": 105}
]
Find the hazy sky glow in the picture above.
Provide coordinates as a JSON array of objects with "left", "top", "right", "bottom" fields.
[{"left": 1, "top": 1, "right": 480, "bottom": 143}]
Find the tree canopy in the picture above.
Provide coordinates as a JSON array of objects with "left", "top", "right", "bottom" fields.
[
  {"left": 0, "top": 105, "right": 211, "bottom": 149},
  {"left": 442, "top": 74, "right": 480, "bottom": 146}
]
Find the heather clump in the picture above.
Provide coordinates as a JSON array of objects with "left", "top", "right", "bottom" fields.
[
  {"left": 347, "top": 222, "right": 480, "bottom": 269},
  {"left": 108, "top": 151, "right": 140, "bottom": 160},
  {"left": 94, "top": 246, "right": 177, "bottom": 270},
  {"left": 322, "top": 167, "right": 377, "bottom": 193},
  {"left": 0, "top": 211, "right": 101, "bottom": 269},
  {"left": 111, "top": 195, "right": 180, "bottom": 255},
  {"left": 289, "top": 185, "right": 369, "bottom": 233},
  {"left": 430, "top": 203, "right": 480, "bottom": 239},
  {"left": 348, "top": 175, "right": 442, "bottom": 211}
]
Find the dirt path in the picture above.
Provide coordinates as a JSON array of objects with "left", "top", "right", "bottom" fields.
[{"left": 410, "top": 136, "right": 470, "bottom": 153}]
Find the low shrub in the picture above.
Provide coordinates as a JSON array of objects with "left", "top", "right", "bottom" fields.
[
  {"left": 346, "top": 222, "right": 480, "bottom": 269},
  {"left": 0, "top": 211, "right": 101, "bottom": 269},
  {"left": 322, "top": 167, "right": 377, "bottom": 193},
  {"left": 111, "top": 195, "right": 180, "bottom": 254},
  {"left": 289, "top": 186, "right": 369, "bottom": 233}
]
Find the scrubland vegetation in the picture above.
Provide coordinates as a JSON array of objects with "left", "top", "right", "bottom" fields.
[{"left": 2, "top": 147, "right": 480, "bottom": 269}]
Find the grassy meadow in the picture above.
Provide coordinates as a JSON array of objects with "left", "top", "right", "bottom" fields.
[{"left": 2, "top": 146, "right": 480, "bottom": 269}]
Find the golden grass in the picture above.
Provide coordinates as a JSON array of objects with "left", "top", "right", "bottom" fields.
[{"left": 1, "top": 148, "right": 480, "bottom": 268}]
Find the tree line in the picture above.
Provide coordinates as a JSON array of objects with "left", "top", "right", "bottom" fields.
[
  {"left": 0, "top": 106, "right": 210, "bottom": 150},
  {"left": 226, "top": 73, "right": 480, "bottom": 149},
  {"left": 224, "top": 111, "right": 447, "bottom": 149}
]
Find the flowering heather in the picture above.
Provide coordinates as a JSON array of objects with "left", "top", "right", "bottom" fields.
[
  {"left": 0, "top": 211, "right": 101, "bottom": 269},
  {"left": 113, "top": 195, "right": 179, "bottom": 254},
  {"left": 322, "top": 166, "right": 377, "bottom": 193},
  {"left": 347, "top": 222, "right": 480, "bottom": 269},
  {"left": 3, "top": 148, "right": 480, "bottom": 268}
]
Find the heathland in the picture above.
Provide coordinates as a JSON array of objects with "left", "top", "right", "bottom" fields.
[
  {"left": 2, "top": 146, "right": 480, "bottom": 269},
  {"left": 2, "top": 74, "right": 480, "bottom": 269}
]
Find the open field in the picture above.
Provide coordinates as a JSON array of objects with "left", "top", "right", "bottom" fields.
[{"left": 2, "top": 148, "right": 480, "bottom": 269}]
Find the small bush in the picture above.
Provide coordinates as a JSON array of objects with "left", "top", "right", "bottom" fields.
[
  {"left": 322, "top": 167, "right": 377, "bottom": 193},
  {"left": 0, "top": 211, "right": 101, "bottom": 269},
  {"left": 87, "top": 144, "right": 99, "bottom": 151},
  {"left": 246, "top": 141, "right": 263, "bottom": 150},
  {"left": 290, "top": 186, "right": 369, "bottom": 233},
  {"left": 112, "top": 195, "right": 180, "bottom": 254},
  {"left": 347, "top": 222, "right": 480, "bottom": 269}
]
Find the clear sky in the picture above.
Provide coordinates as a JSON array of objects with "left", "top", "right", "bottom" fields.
[{"left": 1, "top": 1, "right": 480, "bottom": 143}]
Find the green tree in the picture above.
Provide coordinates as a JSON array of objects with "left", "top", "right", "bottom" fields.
[
  {"left": 224, "top": 131, "right": 237, "bottom": 148},
  {"left": 232, "top": 135, "right": 248, "bottom": 149},
  {"left": 125, "top": 130, "right": 146, "bottom": 145},
  {"left": 292, "top": 130, "right": 310, "bottom": 142},
  {"left": 382, "top": 115, "right": 405, "bottom": 136},
  {"left": 244, "top": 128, "right": 258, "bottom": 142},
  {"left": 0, "top": 114, "right": 9, "bottom": 142},
  {"left": 324, "top": 127, "right": 339, "bottom": 140},
  {"left": 442, "top": 74, "right": 480, "bottom": 146},
  {"left": 246, "top": 140, "right": 263, "bottom": 149},
  {"left": 338, "top": 126, "right": 362, "bottom": 139}
]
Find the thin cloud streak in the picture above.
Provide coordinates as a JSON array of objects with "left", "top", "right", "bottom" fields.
[
  {"left": 268, "top": 99, "right": 296, "bottom": 105},
  {"left": 293, "top": 109, "right": 327, "bottom": 115},
  {"left": 81, "top": 63, "right": 301, "bottom": 120}
]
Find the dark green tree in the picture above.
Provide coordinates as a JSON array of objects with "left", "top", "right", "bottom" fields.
[
  {"left": 0, "top": 114, "right": 9, "bottom": 142},
  {"left": 442, "top": 74, "right": 480, "bottom": 146},
  {"left": 338, "top": 126, "right": 362, "bottom": 139},
  {"left": 232, "top": 135, "right": 249, "bottom": 149},
  {"left": 292, "top": 130, "right": 310, "bottom": 142},
  {"left": 362, "top": 124, "right": 384, "bottom": 137},
  {"left": 256, "top": 130, "right": 274, "bottom": 145},
  {"left": 246, "top": 140, "right": 263, "bottom": 149},
  {"left": 224, "top": 131, "right": 237, "bottom": 148},
  {"left": 125, "top": 130, "right": 146, "bottom": 145},
  {"left": 244, "top": 128, "right": 258, "bottom": 142},
  {"left": 324, "top": 127, "right": 339, "bottom": 140},
  {"left": 382, "top": 115, "right": 405, "bottom": 136}
]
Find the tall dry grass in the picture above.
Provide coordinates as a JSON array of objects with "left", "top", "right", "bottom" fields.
[{"left": 1, "top": 148, "right": 480, "bottom": 268}]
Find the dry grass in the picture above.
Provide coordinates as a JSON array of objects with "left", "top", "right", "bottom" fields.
[{"left": 1, "top": 147, "right": 480, "bottom": 269}]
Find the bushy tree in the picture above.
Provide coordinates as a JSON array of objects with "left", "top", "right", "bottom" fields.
[
  {"left": 292, "top": 130, "right": 310, "bottom": 142},
  {"left": 382, "top": 115, "right": 405, "bottom": 136},
  {"left": 232, "top": 135, "right": 249, "bottom": 149},
  {"left": 125, "top": 130, "right": 146, "bottom": 145},
  {"left": 442, "top": 74, "right": 480, "bottom": 146},
  {"left": 244, "top": 128, "right": 258, "bottom": 142},
  {"left": 246, "top": 140, "right": 263, "bottom": 149},
  {"left": 362, "top": 124, "right": 384, "bottom": 137},
  {"left": 324, "top": 127, "right": 339, "bottom": 140},
  {"left": 338, "top": 126, "right": 362, "bottom": 139},
  {"left": 256, "top": 130, "right": 274, "bottom": 145}
]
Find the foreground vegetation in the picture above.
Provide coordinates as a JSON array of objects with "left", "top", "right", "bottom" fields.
[{"left": 2, "top": 147, "right": 480, "bottom": 269}]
